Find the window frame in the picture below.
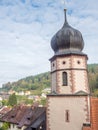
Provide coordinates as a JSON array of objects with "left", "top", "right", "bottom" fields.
[
  {"left": 65, "top": 110, "right": 70, "bottom": 122},
  {"left": 62, "top": 72, "right": 68, "bottom": 86}
]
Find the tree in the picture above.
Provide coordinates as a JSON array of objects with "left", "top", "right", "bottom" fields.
[
  {"left": 40, "top": 98, "right": 46, "bottom": 106},
  {"left": 91, "top": 67, "right": 95, "bottom": 73},
  {"left": 24, "top": 99, "right": 33, "bottom": 105},
  {"left": 2, "top": 100, "right": 8, "bottom": 106},
  {"left": 8, "top": 93, "right": 17, "bottom": 106},
  {"left": 95, "top": 74, "right": 98, "bottom": 88},
  {"left": 0, "top": 122, "right": 10, "bottom": 130}
]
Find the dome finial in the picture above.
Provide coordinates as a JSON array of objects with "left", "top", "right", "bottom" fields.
[{"left": 64, "top": 8, "right": 68, "bottom": 25}]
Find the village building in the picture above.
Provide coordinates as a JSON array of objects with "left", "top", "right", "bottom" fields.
[
  {"left": 0, "top": 92, "right": 9, "bottom": 100},
  {"left": 0, "top": 104, "right": 46, "bottom": 130},
  {"left": 8, "top": 90, "right": 16, "bottom": 95},
  {"left": 0, "top": 106, "right": 11, "bottom": 118}
]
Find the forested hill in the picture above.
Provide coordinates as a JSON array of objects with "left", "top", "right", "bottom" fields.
[
  {"left": 1, "top": 72, "right": 50, "bottom": 94},
  {"left": 1, "top": 64, "right": 98, "bottom": 96},
  {"left": 88, "top": 64, "right": 98, "bottom": 95}
]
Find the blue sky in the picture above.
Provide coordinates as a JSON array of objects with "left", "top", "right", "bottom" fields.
[{"left": 0, "top": 0, "right": 98, "bottom": 87}]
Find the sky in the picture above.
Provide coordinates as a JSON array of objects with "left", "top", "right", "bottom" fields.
[{"left": 0, "top": 0, "right": 98, "bottom": 87}]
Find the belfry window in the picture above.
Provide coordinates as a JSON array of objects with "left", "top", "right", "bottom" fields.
[{"left": 62, "top": 72, "right": 68, "bottom": 86}]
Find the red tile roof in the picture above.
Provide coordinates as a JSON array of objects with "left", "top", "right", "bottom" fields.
[
  {"left": 83, "top": 97, "right": 98, "bottom": 130},
  {"left": 90, "top": 97, "right": 98, "bottom": 130}
]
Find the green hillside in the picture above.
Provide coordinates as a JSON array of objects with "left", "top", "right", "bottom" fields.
[
  {"left": 1, "top": 64, "right": 98, "bottom": 96},
  {"left": 1, "top": 72, "right": 50, "bottom": 95},
  {"left": 88, "top": 64, "right": 98, "bottom": 96}
]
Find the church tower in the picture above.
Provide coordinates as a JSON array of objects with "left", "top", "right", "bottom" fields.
[{"left": 47, "top": 9, "right": 91, "bottom": 130}]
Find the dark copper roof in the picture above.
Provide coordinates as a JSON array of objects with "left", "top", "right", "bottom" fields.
[
  {"left": 51, "top": 9, "right": 84, "bottom": 56},
  {"left": 0, "top": 104, "right": 46, "bottom": 129},
  {"left": 25, "top": 109, "right": 46, "bottom": 130}
]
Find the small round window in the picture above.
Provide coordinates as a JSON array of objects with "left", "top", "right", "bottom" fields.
[
  {"left": 62, "top": 61, "right": 66, "bottom": 64},
  {"left": 77, "top": 61, "right": 80, "bottom": 64}
]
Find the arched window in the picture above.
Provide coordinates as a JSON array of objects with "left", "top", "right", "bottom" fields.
[{"left": 62, "top": 72, "right": 67, "bottom": 86}]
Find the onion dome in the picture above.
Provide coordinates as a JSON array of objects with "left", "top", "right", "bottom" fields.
[{"left": 51, "top": 9, "right": 84, "bottom": 55}]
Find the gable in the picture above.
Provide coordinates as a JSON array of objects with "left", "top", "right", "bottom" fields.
[{"left": 75, "top": 90, "right": 88, "bottom": 95}]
